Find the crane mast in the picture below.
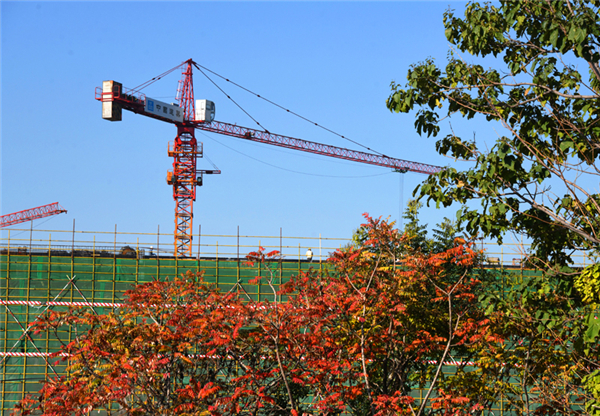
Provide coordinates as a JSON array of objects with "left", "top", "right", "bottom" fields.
[
  {"left": 97, "top": 59, "right": 219, "bottom": 258},
  {"left": 96, "top": 59, "right": 443, "bottom": 258},
  {"left": 171, "top": 61, "right": 200, "bottom": 256}
]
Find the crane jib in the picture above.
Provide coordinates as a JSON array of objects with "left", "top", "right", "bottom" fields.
[
  {"left": 194, "top": 121, "right": 443, "bottom": 175},
  {"left": 94, "top": 84, "right": 442, "bottom": 175},
  {"left": 1, "top": 203, "right": 67, "bottom": 228}
]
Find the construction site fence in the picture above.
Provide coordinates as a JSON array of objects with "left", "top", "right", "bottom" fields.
[
  {"left": 0, "top": 226, "right": 595, "bottom": 266},
  {"left": 0, "top": 226, "right": 595, "bottom": 415}
]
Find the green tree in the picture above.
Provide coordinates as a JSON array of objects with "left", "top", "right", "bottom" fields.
[
  {"left": 402, "top": 200, "right": 429, "bottom": 251},
  {"left": 387, "top": 0, "right": 600, "bottom": 268},
  {"left": 350, "top": 200, "right": 457, "bottom": 256},
  {"left": 386, "top": 1, "right": 600, "bottom": 413},
  {"left": 477, "top": 269, "right": 600, "bottom": 415}
]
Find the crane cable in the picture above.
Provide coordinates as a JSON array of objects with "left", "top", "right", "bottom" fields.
[
  {"left": 194, "top": 65, "right": 272, "bottom": 134},
  {"left": 194, "top": 63, "right": 391, "bottom": 158},
  {"left": 126, "top": 62, "right": 392, "bottom": 178},
  {"left": 2, "top": 215, "right": 62, "bottom": 238},
  {"left": 129, "top": 61, "right": 187, "bottom": 94},
  {"left": 200, "top": 131, "right": 391, "bottom": 179},
  {"left": 130, "top": 61, "right": 393, "bottom": 160},
  {"left": 131, "top": 60, "right": 270, "bottom": 133}
]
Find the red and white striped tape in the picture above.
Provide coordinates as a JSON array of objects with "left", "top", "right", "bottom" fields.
[
  {"left": 0, "top": 300, "right": 123, "bottom": 308},
  {"left": 0, "top": 352, "right": 69, "bottom": 357},
  {"left": 0, "top": 352, "right": 232, "bottom": 360},
  {"left": 1, "top": 300, "right": 273, "bottom": 310},
  {"left": 424, "top": 359, "right": 476, "bottom": 366},
  {"left": 0, "top": 352, "right": 477, "bottom": 366}
]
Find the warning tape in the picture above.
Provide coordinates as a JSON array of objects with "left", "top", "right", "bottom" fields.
[
  {"left": 0, "top": 352, "right": 233, "bottom": 360},
  {"left": 0, "top": 300, "right": 273, "bottom": 310},
  {"left": 0, "top": 352, "right": 476, "bottom": 366},
  {"left": 0, "top": 352, "right": 69, "bottom": 357},
  {"left": 0, "top": 300, "right": 122, "bottom": 308}
]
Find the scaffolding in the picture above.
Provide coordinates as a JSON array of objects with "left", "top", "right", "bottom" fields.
[
  {"left": 0, "top": 226, "right": 593, "bottom": 414},
  {"left": 0, "top": 226, "right": 344, "bottom": 413}
]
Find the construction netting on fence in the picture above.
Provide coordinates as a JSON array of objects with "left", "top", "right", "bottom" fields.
[
  {"left": 0, "top": 225, "right": 591, "bottom": 415},
  {"left": 0, "top": 251, "right": 325, "bottom": 414}
]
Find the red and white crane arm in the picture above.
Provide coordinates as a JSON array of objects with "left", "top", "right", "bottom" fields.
[
  {"left": 1, "top": 202, "right": 67, "bottom": 228},
  {"left": 94, "top": 87, "right": 442, "bottom": 175},
  {"left": 194, "top": 120, "right": 442, "bottom": 175}
]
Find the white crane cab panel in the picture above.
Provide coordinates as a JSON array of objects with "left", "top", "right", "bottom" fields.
[{"left": 195, "top": 100, "right": 215, "bottom": 123}]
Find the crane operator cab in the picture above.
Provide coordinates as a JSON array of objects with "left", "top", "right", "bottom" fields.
[{"left": 195, "top": 100, "right": 215, "bottom": 123}]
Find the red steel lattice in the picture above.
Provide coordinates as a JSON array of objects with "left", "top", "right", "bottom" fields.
[
  {"left": 172, "top": 60, "right": 199, "bottom": 257},
  {"left": 0, "top": 202, "right": 67, "bottom": 228},
  {"left": 171, "top": 127, "right": 199, "bottom": 257},
  {"left": 194, "top": 121, "right": 442, "bottom": 175}
]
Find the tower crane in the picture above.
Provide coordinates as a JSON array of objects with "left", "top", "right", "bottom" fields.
[
  {"left": 1, "top": 202, "right": 67, "bottom": 228},
  {"left": 96, "top": 59, "right": 442, "bottom": 257}
]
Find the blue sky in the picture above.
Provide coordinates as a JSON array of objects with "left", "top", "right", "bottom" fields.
[{"left": 2, "top": 1, "right": 479, "bottom": 251}]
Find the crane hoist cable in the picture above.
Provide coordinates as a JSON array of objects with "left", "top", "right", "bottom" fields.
[
  {"left": 200, "top": 131, "right": 392, "bottom": 178},
  {"left": 203, "top": 155, "right": 220, "bottom": 172},
  {"left": 195, "top": 63, "right": 390, "bottom": 158}
]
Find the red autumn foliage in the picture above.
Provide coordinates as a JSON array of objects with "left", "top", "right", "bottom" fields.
[{"left": 14, "top": 214, "right": 492, "bottom": 416}]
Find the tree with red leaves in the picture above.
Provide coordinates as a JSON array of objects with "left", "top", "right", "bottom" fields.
[
  {"left": 264, "top": 214, "right": 496, "bottom": 415},
  {"left": 14, "top": 272, "right": 255, "bottom": 415},
  {"left": 14, "top": 214, "right": 492, "bottom": 415}
]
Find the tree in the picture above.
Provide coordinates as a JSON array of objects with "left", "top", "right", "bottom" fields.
[
  {"left": 14, "top": 215, "right": 493, "bottom": 416},
  {"left": 277, "top": 214, "right": 495, "bottom": 415},
  {"left": 474, "top": 269, "right": 600, "bottom": 415},
  {"left": 234, "top": 214, "right": 495, "bottom": 415},
  {"left": 386, "top": 1, "right": 600, "bottom": 413},
  {"left": 400, "top": 200, "right": 429, "bottom": 252},
  {"left": 387, "top": 0, "right": 600, "bottom": 268},
  {"left": 12, "top": 272, "right": 300, "bottom": 416},
  {"left": 350, "top": 200, "right": 457, "bottom": 255}
]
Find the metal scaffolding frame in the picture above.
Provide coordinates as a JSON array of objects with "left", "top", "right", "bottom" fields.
[{"left": 0, "top": 226, "right": 594, "bottom": 414}]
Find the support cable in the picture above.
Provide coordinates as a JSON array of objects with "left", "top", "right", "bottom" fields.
[
  {"left": 202, "top": 132, "right": 392, "bottom": 178},
  {"left": 130, "top": 61, "right": 187, "bottom": 94},
  {"left": 1, "top": 215, "right": 61, "bottom": 238},
  {"left": 195, "top": 63, "right": 390, "bottom": 157},
  {"left": 195, "top": 66, "right": 272, "bottom": 133}
]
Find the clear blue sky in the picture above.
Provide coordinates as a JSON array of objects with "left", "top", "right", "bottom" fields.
[{"left": 2, "top": 1, "right": 480, "bottom": 250}]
